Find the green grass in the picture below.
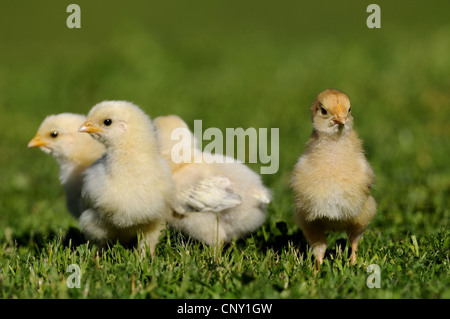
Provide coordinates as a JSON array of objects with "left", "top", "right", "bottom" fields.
[{"left": 0, "top": 1, "right": 449, "bottom": 299}]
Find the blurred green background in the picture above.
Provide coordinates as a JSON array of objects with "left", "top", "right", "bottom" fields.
[{"left": 0, "top": 0, "right": 449, "bottom": 296}]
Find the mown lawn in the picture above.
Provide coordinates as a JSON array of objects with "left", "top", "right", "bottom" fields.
[{"left": 0, "top": 1, "right": 449, "bottom": 299}]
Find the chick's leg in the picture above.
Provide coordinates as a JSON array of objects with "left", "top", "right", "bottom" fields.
[
  {"left": 347, "top": 232, "right": 363, "bottom": 265},
  {"left": 170, "top": 211, "right": 227, "bottom": 245},
  {"left": 295, "top": 212, "right": 327, "bottom": 267},
  {"left": 139, "top": 218, "right": 166, "bottom": 258},
  {"left": 310, "top": 235, "right": 327, "bottom": 267},
  {"left": 347, "top": 196, "right": 377, "bottom": 265}
]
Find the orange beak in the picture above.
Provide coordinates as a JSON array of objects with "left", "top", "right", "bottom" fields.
[
  {"left": 332, "top": 117, "right": 346, "bottom": 125},
  {"left": 333, "top": 104, "right": 347, "bottom": 125},
  {"left": 27, "top": 134, "right": 49, "bottom": 148},
  {"left": 78, "top": 119, "right": 102, "bottom": 134}
]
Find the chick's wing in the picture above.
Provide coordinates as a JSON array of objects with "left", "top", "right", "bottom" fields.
[{"left": 174, "top": 176, "right": 242, "bottom": 214}]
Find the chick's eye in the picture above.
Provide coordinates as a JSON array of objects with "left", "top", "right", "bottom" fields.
[
  {"left": 104, "top": 119, "right": 112, "bottom": 126},
  {"left": 348, "top": 107, "right": 351, "bottom": 114},
  {"left": 319, "top": 106, "right": 327, "bottom": 115},
  {"left": 50, "top": 131, "right": 58, "bottom": 138}
]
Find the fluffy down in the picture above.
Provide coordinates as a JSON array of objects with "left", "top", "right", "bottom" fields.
[
  {"left": 290, "top": 89, "right": 377, "bottom": 266},
  {"left": 154, "top": 115, "right": 271, "bottom": 245},
  {"left": 78, "top": 101, "right": 175, "bottom": 255},
  {"left": 28, "top": 113, "right": 105, "bottom": 218}
]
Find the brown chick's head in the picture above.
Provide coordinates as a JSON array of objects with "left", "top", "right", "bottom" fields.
[
  {"left": 310, "top": 89, "right": 353, "bottom": 135},
  {"left": 79, "top": 101, "right": 157, "bottom": 150},
  {"left": 28, "top": 113, "right": 104, "bottom": 164}
]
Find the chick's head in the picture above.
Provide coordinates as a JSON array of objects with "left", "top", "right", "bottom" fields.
[
  {"left": 28, "top": 113, "right": 101, "bottom": 162},
  {"left": 154, "top": 115, "right": 197, "bottom": 164},
  {"left": 310, "top": 89, "right": 353, "bottom": 135},
  {"left": 79, "top": 101, "right": 157, "bottom": 149},
  {"left": 154, "top": 115, "right": 190, "bottom": 145}
]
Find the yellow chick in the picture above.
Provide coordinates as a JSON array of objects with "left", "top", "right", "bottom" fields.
[
  {"left": 290, "top": 89, "right": 376, "bottom": 266},
  {"left": 154, "top": 115, "right": 271, "bottom": 245},
  {"left": 78, "top": 101, "right": 175, "bottom": 256},
  {"left": 27, "top": 113, "right": 105, "bottom": 218}
]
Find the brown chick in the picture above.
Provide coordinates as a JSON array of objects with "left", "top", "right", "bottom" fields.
[{"left": 290, "top": 89, "right": 376, "bottom": 267}]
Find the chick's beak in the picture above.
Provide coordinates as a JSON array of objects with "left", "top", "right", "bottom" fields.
[
  {"left": 332, "top": 104, "right": 346, "bottom": 125},
  {"left": 79, "top": 119, "right": 102, "bottom": 134},
  {"left": 27, "top": 134, "right": 49, "bottom": 148},
  {"left": 332, "top": 117, "right": 346, "bottom": 125}
]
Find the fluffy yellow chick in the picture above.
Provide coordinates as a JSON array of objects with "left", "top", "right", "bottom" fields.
[
  {"left": 78, "top": 101, "right": 175, "bottom": 256},
  {"left": 290, "top": 89, "right": 376, "bottom": 266},
  {"left": 27, "top": 113, "right": 105, "bottom": 218},
  {"left": 154, "top": 115, "right": 271, "bottom": 245}
]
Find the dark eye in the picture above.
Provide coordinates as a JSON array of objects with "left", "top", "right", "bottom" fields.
[
  {"left": 319, "top": 106, "right": 327, "bottom": 115},
  {"left": 104, "top": 119, "right": 112, "bottom": 126},
  {"left": 50, "top": 131, "right": 58, "bottom": 138},
  {"left": 348, "top": 107, "right": 351, "bottom": 114}
]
